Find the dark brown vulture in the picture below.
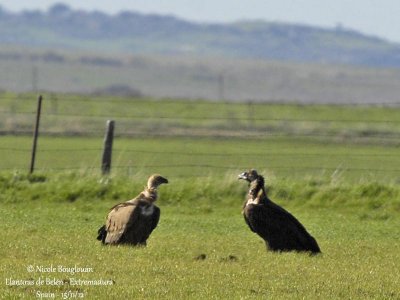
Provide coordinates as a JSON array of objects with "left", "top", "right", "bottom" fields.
[
  {"left": 97, "top": 174, "right": 168, "bottom": 246},
  {"left": 238, "top": 169, "right": 321, "bottom": 254}
]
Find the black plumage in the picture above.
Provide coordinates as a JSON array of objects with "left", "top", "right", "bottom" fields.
[
  {"left": 238, "top": 169, "right": 320, "bottom": 254},
  {"left": 97, "top": 174, "right": 168, "bottom": 246}
]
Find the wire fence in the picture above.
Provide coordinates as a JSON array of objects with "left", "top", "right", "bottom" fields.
[
  {"left": 2, "top": 93, "right": 400, "bottom": 106},
  {"left": 2, "top": 146, "right": 400, "bottom": 158},
  {"left": 1, "top": 94, "right": 399, "bottom": 178}
]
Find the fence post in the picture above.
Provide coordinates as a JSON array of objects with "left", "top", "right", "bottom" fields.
[
  {"left": 30, "top": 95, "right": 43, "bottom": 174},
  {"left": 101, "top": 120, "right": 115, "bottom": 175},
  {"left": 247, "top": 101, "right": 254, "bottom": 128},
  {"left": 218, "top": 73, "right": 225, "bottom": 101}
]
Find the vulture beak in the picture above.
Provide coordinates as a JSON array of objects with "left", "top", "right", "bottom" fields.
[
  {"left": 238, "top": 172, "right": 248, "bottom": 180},
  {"left": 148, "top": 174, "right": 169, "bottom": 189},
  {"left": 155, "top": 176, "right": 168, "bottom": 186}
]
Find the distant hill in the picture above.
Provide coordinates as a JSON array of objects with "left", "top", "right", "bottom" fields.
[{"left": 1, "top": 3, "right": 400, "bottom": 67}]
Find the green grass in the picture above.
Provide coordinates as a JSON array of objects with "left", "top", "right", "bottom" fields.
[
  {"left": 1, "top": 135, "right": 400, "bottom": 183},
  {"left": 0, "top": 173, "right": 399, "bottom": 299},
  {"left": 1, "top": 94, "right": 400, "bottom": 138},
  {"left": 1, "top": 96, "right": 400, "bottom": 298}
]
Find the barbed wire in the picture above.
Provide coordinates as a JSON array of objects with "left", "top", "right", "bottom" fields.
[
  {"left": 1, "top": 109, "right": 399, "bottom": 124},
  {"left": 1, "top": 95, "right": 400, "bottom": 175},
  {"left": 1, "top": 129, "right": 399, "bottom": 140},
  {"left": 2, "top": 148, "right": 398, "bottom": 160},
  {"left": 2, "top": 95, "right": 400, "bottom": 107},
  {"left": 113, "top": 149, "right": 399, "bottom": 157},
  {"left": 2, "top": 164, "right": 399, "bottom": 173},
  {"left": 109, "top": 164, "right": 400, "bottom": 173}
]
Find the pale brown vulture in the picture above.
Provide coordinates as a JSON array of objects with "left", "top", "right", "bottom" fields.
[
  {"left": 238, "top": 169, "right": 321, "bottom": 254},
  {"left": 97, "top": 174, "right": 168, "bottom": 245}
]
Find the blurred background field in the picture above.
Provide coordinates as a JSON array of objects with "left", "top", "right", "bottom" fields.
[
  {"left": 1, "top": 94, "right": 399, "bottom": 182},
  {"left": 2, "top": 50, "right": 400, "bottom": 104}
]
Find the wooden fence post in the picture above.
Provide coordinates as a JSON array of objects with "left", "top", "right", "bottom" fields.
[
  {"left": 218, "top": 73, "right": 225, "bottom": 101},
  {"left": 247, "top": 101, "right": 254, "bottom": 128},
  {"left": 101, "top": 120, "right": 115, "bottom": 175},
  {"left": 30, "top": 95, "right": 43, "bottom": 174}
]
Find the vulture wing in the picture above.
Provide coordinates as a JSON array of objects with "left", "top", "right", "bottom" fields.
[
  {"left": 105, "top": 202, "right": 140, "bottom": 244},
  {"left": 246, "top": 203, "right": 319, "bottom": 252},
  {"left": 137, "top": 206, "right": 160, "bottom": 244},
  {"left": 245, "top": 205, "right": 271, "bottom": 237},
  {"left": 150, "top": 206, "right": 160, "bottom": 232},
  {"left": 243, "top": 213, "right": 256, "bottom": 232},
  {"left": 272, "top": 208, "right": 320, "bottom": 252}
]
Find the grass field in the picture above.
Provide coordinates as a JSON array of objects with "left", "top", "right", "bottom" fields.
[
  {"left": 1, "top": 135, "right": 400, "bottom": 184},
  {"left": 1, "top": 94, "right": 400, "bottom": 181},
  {"left": 1, "top": 96, "right": 400, "bottom": 298},
  {"left": 0, "top": 173, "right": 399, "bottom": 299},
  {"left": 1, "top": 94, "right": 400, "bottom": 137}
]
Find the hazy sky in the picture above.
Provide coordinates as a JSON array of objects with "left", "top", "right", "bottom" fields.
[{"left": 1, "top": 0, "right": 399, "bottom": 43}]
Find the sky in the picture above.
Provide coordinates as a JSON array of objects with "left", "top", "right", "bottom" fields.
[{"left": 1, "top": 0, "right": 399, "bottom": 43}]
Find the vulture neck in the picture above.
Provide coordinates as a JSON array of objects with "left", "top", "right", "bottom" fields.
[
  {"left": 143, "top": 186, "right": 158, "bottom": 202},
  {"left": 248, "top": 176, "right": 268, "bottom": 205}
]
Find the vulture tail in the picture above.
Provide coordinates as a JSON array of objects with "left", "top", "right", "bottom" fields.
[
  {"left": 97, "top": 225, "right": 107, "bottom": 244},
  {"left": 309, "top": 238, "right": 321, "bottom": 254}
]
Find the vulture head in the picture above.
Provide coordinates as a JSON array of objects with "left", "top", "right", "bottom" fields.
[
  {"left": 238, "top": 169, "right": 266, "bottom": 201},
  {"left": 143, "top": 174, "right": 168, "bottom": 202},
  {"left": 147, "top": 174, "right": 169, "bottom": 189},
  {"left": 238, "top": 169, "right": 259, "bottom": 183}
]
